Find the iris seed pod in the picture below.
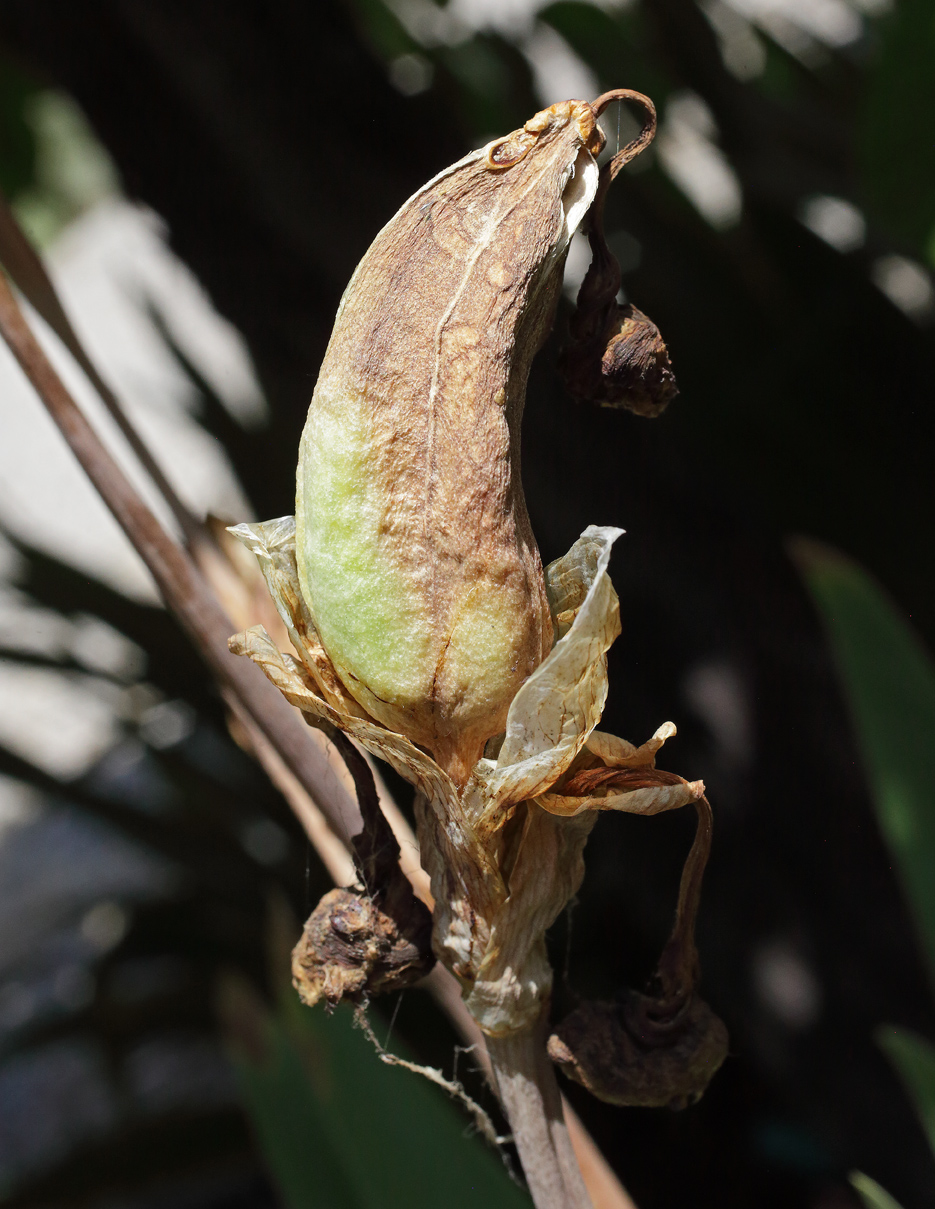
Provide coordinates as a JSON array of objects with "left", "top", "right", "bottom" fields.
[
  {"left": 296, "top": 100, "right": 605, "bottom": 785},
  {"left": 230, "top": 93, "right": 721, "bottom": 1058}
]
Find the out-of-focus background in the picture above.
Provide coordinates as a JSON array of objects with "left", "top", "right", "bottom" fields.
[{"left": 0, "top": 1, "right": 932, "bottom": 1207}]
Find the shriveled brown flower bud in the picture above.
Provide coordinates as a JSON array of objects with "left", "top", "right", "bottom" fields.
[
  {"left": 549, "top": 793, "right": 726, "bottom": 1106},
  {"left": 292, "top": 886, "right": 434, "bottom": 1009},
  {"left": 562, "top": 302, "right": 678, "bottom": 417},
  {"left": 559, "top": 90, "right": 678, "bottom": 418},
  {"left": 547, "top": 991, "right": 728, "bottom": 1109}
]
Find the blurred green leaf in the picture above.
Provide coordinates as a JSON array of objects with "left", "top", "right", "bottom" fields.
[
  {"left": 792, "top": 540, "right": 935, "bottom": 981},
  {"left": 860, "top": 0, "right": 935, "bottom": 261},
  {"left": 850, "top": 1170, "right": 906, "bottom": 1209},
  {"left": 876, "top": 1024, "right": 935, "bottom": 1158},
  {"left": 344, "top": 0, "right": 419, "bottom": 64},
  {"left": 441, "top": 34, "right": 535, "bottom": 136},
  {"left": 221, "top": 976, "right": 363, "bottom": 1209},
  {"left": 0, "top": 51, "right": 40, "bottom": 199},
  {"left": 220, "top": 975, "right": 529, "bottom": 1209}
]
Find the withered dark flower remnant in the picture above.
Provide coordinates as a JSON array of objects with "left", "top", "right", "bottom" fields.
[
  {"left": 562, "top": 302, "right": 678, "bottom": 418},
  {"left": 229, "top": 91, "right": 722, "bottom": 1207},
  {"left": 548, "top": 795, "right": 728, "bottom": 1110},
  {"left": 559, "top": 93, "right": 678, "bottom": 418},
  {"left": 291, "top": 725, "right": 435, "bottom": 1008}
]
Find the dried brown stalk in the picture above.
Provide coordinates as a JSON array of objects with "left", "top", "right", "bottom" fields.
[
  {"left": 0, "top": 266, "right": 361, "bottom": 847},
  {"left": 489, "top": 1015, "right": 593, "bottom": 1209},
  {"left": 0, "top": 188, "right": 207, "bottom": 549}
]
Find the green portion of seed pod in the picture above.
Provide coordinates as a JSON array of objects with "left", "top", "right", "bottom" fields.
[{"left": 297, "top": 396, "right": 431, "bottom": 709}]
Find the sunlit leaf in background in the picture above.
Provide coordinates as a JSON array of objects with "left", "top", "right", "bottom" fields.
[
  {"left": 851, "top": 1170, "right": 907, "bottom": 1209},
  {"left": 875, "top": 1025, "right": 935, "bottom": 1160},
  {"left": 860, "top": 0, "right": 935, "bottom": 265},
  {"left": 796, "top": 541, "right": 935, "bottom": 1202},
  {"left": 792, "top": 539, "right": 935, "bottom": 984}
]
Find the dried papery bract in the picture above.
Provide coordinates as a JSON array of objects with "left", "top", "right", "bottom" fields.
[{"left": 229, "top": 91, "right": 721, "bottom": 1209}]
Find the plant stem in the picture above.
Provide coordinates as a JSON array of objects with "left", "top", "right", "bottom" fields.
[
  {"left": 426, "top": 951, "right": 637, "bottom": 1207},
  {"left": 488, "top": 1014, "right": 593, "bottom": 1209}
]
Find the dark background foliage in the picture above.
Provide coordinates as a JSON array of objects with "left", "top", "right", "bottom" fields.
[{"left": 0, "top": 0, "right": 933, "bottom": 1206}]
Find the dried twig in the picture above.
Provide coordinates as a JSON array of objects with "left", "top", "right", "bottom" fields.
[
  {"left": 489, "top": 1015, "right": 593, "bottom": 1209},
  {"left": 0, "top": 188, "right": 206, "bottom": 549},
  {"left": 353, "top": 1003, "right": 510, "bottom": 1150}
]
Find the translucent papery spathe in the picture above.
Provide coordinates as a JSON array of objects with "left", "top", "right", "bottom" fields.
[{"left": 228, "top": 519, "right": 703, "bottom": 1034}]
